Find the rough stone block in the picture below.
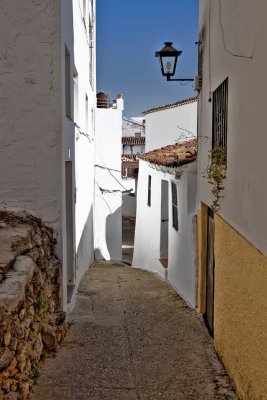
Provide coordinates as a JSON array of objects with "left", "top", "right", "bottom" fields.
[
  {"left": 0, "top": 257, "right": 35, "bottom": 313},
  {"left": 0, "top": 350, "right": 15, "bottom": 372}
]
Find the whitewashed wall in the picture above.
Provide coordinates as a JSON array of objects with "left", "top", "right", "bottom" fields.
[
  {"left": 0, "top": 0, "right": 96, "bottom": 310},
  {"left": 122, "top": 144, "right": 145, "bottom": 155},
  {"left": 122, "top": 117, "right": 145, "bottom": 137},
  {"left": 94, "top": 100, "right": 123, "bottom": 261},
  {"left": 0, "top": 1, "right": 61, "bottom": 232},
  {"left": 60, "top": 0, "right": 96, "bottom": 309},
  {"left": 145, "top": 102, "right": 197, "bottom": 152},
  {"left": 133, "top": 160, "right": 197, "bottom": 308},
  {"left": 198, "top": 0, "right": 267, "bottom": 255},
  {"left": 122, "top": 178, "right": 137, "bottom": 218}
]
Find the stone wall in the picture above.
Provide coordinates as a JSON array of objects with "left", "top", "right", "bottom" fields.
[{"left": 0, "top": 212, "right": 67, "bottom": 400}]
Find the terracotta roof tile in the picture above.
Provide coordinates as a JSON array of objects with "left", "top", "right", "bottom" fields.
[
  {"left": 139, "top": 139, "right": 197, "bottom": 167},
  {"left": 143, "top": 96, "right": 198, "bottom": 115},
  {"left": 122, "top": 136, "right": 145, "bottom": 145},
  {"left": 122, "top": 161, "right": 139, "bottom": 169}
]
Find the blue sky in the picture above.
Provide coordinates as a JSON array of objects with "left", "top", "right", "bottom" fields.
[{"left": 96, "top": 0, "right": 198, "bottom": 117}]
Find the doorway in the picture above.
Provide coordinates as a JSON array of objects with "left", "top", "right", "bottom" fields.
[
  {"left": 160, "top": 180, "right": 169, "bottom": 269},
  {"left": 65, "top": 161, "right": 75, "bottom": 299},
  {"left": 204, "top": 208, "right": 215, "bottom": 336}
]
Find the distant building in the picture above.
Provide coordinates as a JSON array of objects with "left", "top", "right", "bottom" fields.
[
  {"left": 122, "top": 117, "right": 146, "bottom": 156},
  {"left": 122, "top": 117, "right": 146, "bottom": 137}
]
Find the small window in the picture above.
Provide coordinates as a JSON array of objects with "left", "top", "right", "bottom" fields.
[
  {"left": 65, "top": 45, "right": 71, "bottom": 118},
  {"left": 135, "top": 132, "right": 141, "bottom": 137},
  {"left": 147, "top": 175, "right": 152, "bottom": 206},
  {"left": 85, "top": 94, "right": 88, "bottom": 134},
  {"left": 171, "top": 182, "right": 178, "bottom": 230},
  {"left": 212, "top": 78, "right": 228, "bottom": 162},
  {"left": 73, "top": 68, "right": 78, "bottom": 122}
]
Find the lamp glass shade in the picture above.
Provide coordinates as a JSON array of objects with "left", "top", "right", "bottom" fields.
[
  {"left": 159, "top": 56, "right": 177, "bottom": 76},
  {"left": 155, "top": 42, "right": 182, "bottom": 77}
]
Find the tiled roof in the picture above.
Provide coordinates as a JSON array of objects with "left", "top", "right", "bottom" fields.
[
  {"left": 122, "top": 161, "right": 139, "bottom": 169},
  {"left": 139, "top": 139, "right": 197, "bottom": 167},
  {"left": 122, "top": 136, "right": 145, "bottom": 145},
  {"left": 143, "top": 96, "right": 198, "bottom": 115}
]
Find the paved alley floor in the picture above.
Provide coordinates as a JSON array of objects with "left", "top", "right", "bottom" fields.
[
  {"left": 122, "top": 216, "right": 135, "bottom": 265},
  {"left": 31, "top": 262, "right": 236, "bottom": 400}
]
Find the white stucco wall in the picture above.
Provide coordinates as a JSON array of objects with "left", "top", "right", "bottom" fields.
[
  {"left": 122, "top": 117, "right": 145, "bottom": 137},
  {"left": 0, "top": 1, "right": 61, "bottom": 232},
  {"left": 145, "top": 102, "right": 197, "bottom": 152},
  {"left": 198, "top": 0, "right": 267, "bottom": 255},
  {"left": 60, "top": 0, "right": 96, "bottom": 308},
  {"left": 122, "top": 144, "right": 145, "bottom": 155},
  {"left": 0, "top": 0, "right": 96, "bottom": 310},
  {"left": 133, "top": 160, "right": 197, "bottom": 308},
  {"left": 95, "top": 102, "right": 123, "bottom": 261},
  {"left": 122, "top": 178, "right": 137, "bottom": 218}
]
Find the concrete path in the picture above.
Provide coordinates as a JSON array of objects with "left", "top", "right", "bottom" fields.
[
  {"left": 31, "top": 262, "right": 236, "bottom": 400},
  {"left": 122, "top": 216, "right": 135, "bottom": 265}
]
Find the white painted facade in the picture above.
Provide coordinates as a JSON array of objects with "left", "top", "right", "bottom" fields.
[
  {"left": 133, "top": 160, "right": 197, "bottom": 308},
  {"left": 122, "top": 117, "right": 145, "bottom": 137},
  {"left": 123, "top": 145, "right": 144, "bottom": 155},
  {"left": 144, "top": 100, "right": 197, "bottom": 152},
  {"left": 122, "top": 117, "right": 146, "bottom": 155},
  {"left": 62, "top": 0, "right": 96, "bottom": 308},
  {"left": 198, "top": 0, "right": 267, "bottom": 255},
  {"left": 0, "top": 0, "right": 96, "bottom": 310},
  {"left": 122, "top": 178, "right": 137, "bottom": 218},
  {"left": 94, "top": 98, "right": 124, "bottom": 261}
]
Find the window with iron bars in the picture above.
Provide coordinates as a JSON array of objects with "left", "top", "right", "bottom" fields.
[{"left": 212, "top": 78, "right": 228, "bottom": 161}]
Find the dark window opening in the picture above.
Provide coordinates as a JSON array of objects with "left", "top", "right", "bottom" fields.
[
  {"left": 65, "top": 45, "right": 71, "bottom": 119},
  {"left": 171, "top": 181, "right": 178, "bottom": 230},
  {"left": 147, "top": 175, "right": 152, "bottom": 207}
]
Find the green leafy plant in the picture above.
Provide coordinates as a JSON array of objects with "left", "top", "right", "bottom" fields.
[
  {"left": 31, "top": 365, "right": 40, "bottom": 385},
  {"left": 35, "top": 290, "right": 48, "bottom": 314},
  {"left": 204, "top": 146, "right": 226, "bottom": 212}
]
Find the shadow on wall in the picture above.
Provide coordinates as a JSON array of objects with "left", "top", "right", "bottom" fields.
[
  {"left": 95, "top": 205, "right": 122, "bottom": 261},
  {"left": 75, "top": 206, "right": 94, "bottom": 282},
  {"left": 106, "top": 206, "right": 122, "bottom": 260}
]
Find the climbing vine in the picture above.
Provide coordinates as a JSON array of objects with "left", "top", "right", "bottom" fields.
[{"left": 204, "top": 146, "right": 226, "bottom": 212}]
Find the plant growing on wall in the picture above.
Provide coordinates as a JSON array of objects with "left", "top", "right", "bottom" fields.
[{"left": 204, "top": 146, "right": 226, "bottom": 212}]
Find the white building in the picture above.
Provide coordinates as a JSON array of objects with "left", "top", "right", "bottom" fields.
[
  {"left": 0, "top": 0, "right": 96, "bottom": 310},
  {"left": 122, "top": 117, "right": 146, "bottom": 155},
  {"left": 122, "top": 117, "right": 145, "bottom": 137},
  {"left": 94, "top": 95, "right": 124, "bottom": 261},
  {"left": 197, "top": 1, "right": 267, "bottom": 398},
  {"left": 133, "top": 139, "right": 197, "bottom": 308},
  {"left": 144, "top": 97, "right": 197, "bottom": 152}
]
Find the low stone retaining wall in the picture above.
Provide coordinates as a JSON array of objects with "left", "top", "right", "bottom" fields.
[{"left": 0, "top": 212, "right": 67, "bottom": 400}]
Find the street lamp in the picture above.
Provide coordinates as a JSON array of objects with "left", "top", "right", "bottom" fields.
[{"left": 155, "top": 42, "right": 194, "bottom": 82}]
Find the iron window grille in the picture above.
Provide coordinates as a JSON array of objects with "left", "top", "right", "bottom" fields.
[
  {"left": 171, "top": 182, "right": 178, "bottom": 231},
  {"left": 147, "top": 175, "right": 152, "bottom": 206},
  {"left": 212, "top": 78, "right": 228, "bottom": 161}
]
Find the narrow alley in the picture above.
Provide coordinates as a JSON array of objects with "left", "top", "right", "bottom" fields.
[{"left": 31, "top": 262, "right": 236, "bottom": 400}]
